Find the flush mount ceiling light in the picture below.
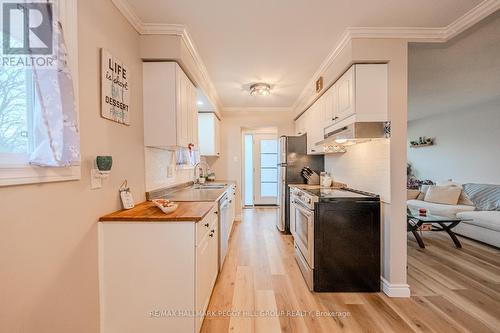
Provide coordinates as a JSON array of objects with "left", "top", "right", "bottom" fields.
[{"left": 250, "top": 83, "right": 271, "bottom": 96}]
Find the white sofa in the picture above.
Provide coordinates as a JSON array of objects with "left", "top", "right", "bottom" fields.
[
  {"left": 407, "top": 189, "right": 500, "bottom": 248},
  {"left": 455, "top": 211, "right": 500, "bottom": 248}
]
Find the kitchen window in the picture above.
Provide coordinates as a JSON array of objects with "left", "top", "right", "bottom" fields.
[{"left": 0, "top": 0, "right": 80, "bottom": 186}]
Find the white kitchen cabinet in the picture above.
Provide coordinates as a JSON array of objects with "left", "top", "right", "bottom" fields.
[
  {"left": 99, "top": 207, "right": 219, "bottom": 333},
  {"left": 306, "top": 94, "right": 326, "bottom": 155},
  {"left": 143, "top": 62, "right": 199, "bottom": 149},
  {"left": 195, "top": 214, "right": 218, "bottom": 332},
  {"left": 324, "top": 64, "right": 388, "bottom": 131},
  {"left": 294, "top": 64, "right": 388, "bottom": 154},
  {"left": 336, "top": 66, "right": 355, "bottom": 123},
  {"left": 323, "top": 84, "right": 338, "bottom": 124},
  {"left": 198, "top": 113, "right": 221, "bottom": 157},
  {"left": 295, "top": 113, "right": 307, "bottom": 136}
]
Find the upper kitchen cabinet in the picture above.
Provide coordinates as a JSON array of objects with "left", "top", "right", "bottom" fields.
[
  {"left": 143, "top": 62, "right": 198, "bottom": 149},
  {"left": 324, "top": 64, "right": 388, "bottom": 131},
  {"left": 295, "top": 63, "right": 388, "bottom": 154},
  {"left": 306, "top": 94, "right": 326, "bottom": 155},
  {"left": 198, "top": 112, "right": 221, "bottom": 157},
  {"left": 295, "top": 112, "right": 307, "bottom": 136}
]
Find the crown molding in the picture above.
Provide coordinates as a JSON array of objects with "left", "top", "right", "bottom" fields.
[
  {"left": 446, "top": 0, "right": 500, "bottom": 39},
  {"left": 140, "top": 23, "right": 185, "bottom": 35},
  {"left": 292, "top": 0, "right": 500, "bottom": 115}
]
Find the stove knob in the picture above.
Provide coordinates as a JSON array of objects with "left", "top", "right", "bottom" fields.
[{"left": 306, "top": 197, "right": 311, "bottom": 204}]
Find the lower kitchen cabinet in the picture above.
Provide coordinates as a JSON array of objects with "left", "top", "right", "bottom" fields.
[{"left": 99, "top": 207, "right": 218, "bottom": 333}]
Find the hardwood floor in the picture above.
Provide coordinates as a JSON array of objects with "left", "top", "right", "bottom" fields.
[{"left": 201, "top": 208, "right": 500, "bottom": 333}]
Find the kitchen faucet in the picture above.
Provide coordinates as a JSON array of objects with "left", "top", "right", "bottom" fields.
[{"left": 193, "top": 161, "right": 210, "bottom": 184}]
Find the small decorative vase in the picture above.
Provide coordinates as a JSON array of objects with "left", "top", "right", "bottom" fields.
[{"left": 96, "top": 156, "right": 113, "bottom": 171}]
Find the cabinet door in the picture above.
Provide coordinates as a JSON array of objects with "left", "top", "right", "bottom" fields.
[
  {"left": 198, "top": 113, "right": 214, "bottom": 156},
  {"left": 336, "top": 66, "right": 355, "bottom": 122},
  {"left": 198, "top": 113, "right": 220, "bottom": 156},
  {"left": 143, "top": 62, "right": 178, "bottom": 148},
  {"left": 295, "top": 114, "right": 306, "bottom": 136},
  {"left": 306, "top": 97, "right": 325, "bottom": 155},
  {"left": 323, "top": 85, "right": 339, "bottom": 126},
  {"left": 195, "top": 215, "right": 218, "bottom": 333}
]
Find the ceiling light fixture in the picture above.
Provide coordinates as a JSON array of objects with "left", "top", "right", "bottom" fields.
[{"left": 250, "top": 83, "right": 271, "bottom": 96}]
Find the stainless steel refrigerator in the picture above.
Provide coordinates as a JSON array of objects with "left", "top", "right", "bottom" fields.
[{"left": 277, "top": 135, "right": 324, "bottom": 233}]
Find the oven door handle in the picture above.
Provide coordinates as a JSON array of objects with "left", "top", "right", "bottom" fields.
[{"left": 293, "top": 201, "right": 314, "bottom": 217}]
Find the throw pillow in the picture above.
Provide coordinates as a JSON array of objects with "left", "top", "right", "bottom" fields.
[
  {"left": 463, "top": 183, "right": 500, "bottom": 211},
  {"left": 436, "top": 180, "right": 474, "bottom": 206},
  {"left": 424, "top": 185, "right": 461, "bottom": 205},
  {"left": 407, "top": 189, "right": 421, "bottom": 200}
]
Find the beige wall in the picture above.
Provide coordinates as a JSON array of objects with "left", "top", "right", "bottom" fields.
[
  {"left": 0, "top": 1, "right": 144, "bottom": 332},
  {"left": 408, "top": 106, "right": 500, "bottom": 185},
  {"left": 209, "top": 111, "right": 295, "bottom": 216}
]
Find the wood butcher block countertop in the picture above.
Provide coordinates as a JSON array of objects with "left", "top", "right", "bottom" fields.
[{"left": 99, "top": 201, "right": 215, "bottom": 222}]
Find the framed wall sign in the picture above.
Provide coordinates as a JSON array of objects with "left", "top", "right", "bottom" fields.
[{"left": 101, "top": 49, "right": 130, "bottom": 125}]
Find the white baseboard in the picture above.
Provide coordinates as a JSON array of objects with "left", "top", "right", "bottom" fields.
[{"left": 381, "top": 277, "right": 411, "bottom": 298}]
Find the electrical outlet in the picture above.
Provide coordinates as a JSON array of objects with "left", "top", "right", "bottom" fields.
[
  {"left": 167, "top": 165, "right": 174, "bottom": 178},
  {"left": 91, "top": 169, "right": 102, "bottom": 189}
]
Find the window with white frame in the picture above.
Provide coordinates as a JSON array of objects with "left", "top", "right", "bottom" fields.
[{"left": 0, "top": 0, "right": 80, "bottom": 186}]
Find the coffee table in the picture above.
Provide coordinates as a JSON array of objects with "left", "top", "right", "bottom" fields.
[{"left": 407, "top": 209, "right": 471, "bottom": 248}]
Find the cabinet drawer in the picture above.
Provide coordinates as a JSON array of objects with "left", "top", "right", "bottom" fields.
[{"left": 197, "top": 207, "right": 217, "bottom": 244}]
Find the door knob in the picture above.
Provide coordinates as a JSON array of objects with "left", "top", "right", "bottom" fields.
[{"left": 204, "top": 223, "right": 209, "bottom": 227}]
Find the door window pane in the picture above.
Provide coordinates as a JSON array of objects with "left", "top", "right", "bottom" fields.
[
  {"left": 261, "top": 139, "right": 278, "bottom": 153},
  {"left": 261, "top": 182, "right": 278, "bottom": 197},
  {"left": 260, "top": 154, "right": 277, "bottom": 168},
  {"left": 261, "top": 168, "right": 277, "bottom": 182}
]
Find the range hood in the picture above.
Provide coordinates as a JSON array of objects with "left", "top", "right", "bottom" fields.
[{"left": 316, "top": 122, "right": 390, "bottom": 146}]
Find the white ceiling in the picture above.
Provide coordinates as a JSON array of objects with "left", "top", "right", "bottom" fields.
[
  {"left": 408, "top": 10, "right": 500, "bottom": 121},
  {"left": 125, "top": 0, "right": 483, "bottom": 110}
]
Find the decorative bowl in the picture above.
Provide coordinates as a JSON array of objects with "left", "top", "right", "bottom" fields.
[{"left": 152, "top": 199, "right": 178, "bottom": 214}]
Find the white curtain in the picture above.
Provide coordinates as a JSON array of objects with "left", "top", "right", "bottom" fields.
[{"left": 29, "top": 3, "right": 79, "bottom": 167}]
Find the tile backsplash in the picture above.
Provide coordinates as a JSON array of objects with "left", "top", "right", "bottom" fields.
[{"left": 145, "top": 147, "right": 193, "bottom": 191}]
